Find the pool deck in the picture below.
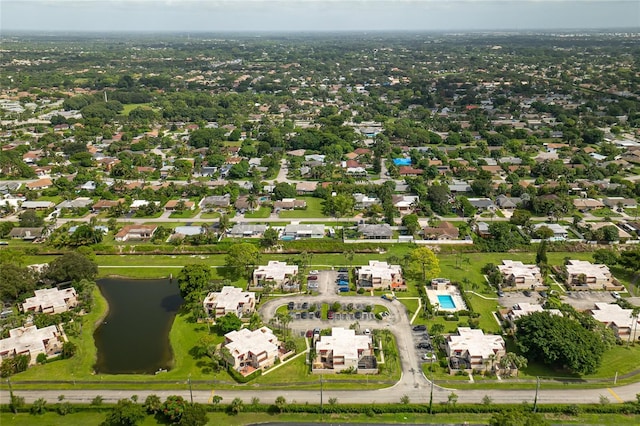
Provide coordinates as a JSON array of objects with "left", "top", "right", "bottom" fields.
[{"left": 426, "top": 286, "right": 467, "bottom": 312}]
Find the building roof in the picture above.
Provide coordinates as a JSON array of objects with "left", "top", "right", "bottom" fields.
[
  {"left": 447, "top": 327, "right": 505, "bottom": 360},
  {"left": 203, "top": 286, "right": 255, "bottom": 314},
  {"left": 22, "top": 288, "right": 77, "bottom": 313},
  {"left": 0, "top": 325, "right": 62, "bottom": 357},
  {"left": 283, "top": 224, "right": 324, "bottom": 235},
  {"left": 358, "top": 260, "right": 402, "bottom": 281},
  {"left": 315, "top": 327, "right": 372, "bottom": 363},
  {"left": 590, "top": 303, "right": 637, "bottom": 330},
  {"left": 8, "top": 227, "right": 44, "bottom": 239},
  {"left": 566, "top": 260, "right": 611, "bottom": 280},
  {"left": 21, "top": 201, "right": 54, "bottom": 209},
  {"left": 498, "top": 260, "right": 541, "bottom": 281},
  {"left": 358, "top": 223, "right": 393, "bottom": 238},
  {"left": 224, "top": 327, "right": 278, "bottom": 358},
  {"left": 229, "top": 224, "right": 268, "bottom": 235},
  {"left": 254, "top": 261, "right": 298, "bottom": 282}
]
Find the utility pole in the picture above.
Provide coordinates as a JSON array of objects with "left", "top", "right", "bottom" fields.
[
  {"left": 320, "top": 375, "right": 323, "bottom": 415},
  {"left": 188, "top": 374, "right": 193, "bottom": 404},
  {"left": 533, "top": 376, "right": 540, "bottom": 412}
]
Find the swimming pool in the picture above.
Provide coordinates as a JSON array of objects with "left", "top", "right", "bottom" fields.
[
  {"left": 437, "top": 294, "right": 456, "bottom": 309},
  {"left": 393, "top": 158, "right": 412, "bottom": 166}
]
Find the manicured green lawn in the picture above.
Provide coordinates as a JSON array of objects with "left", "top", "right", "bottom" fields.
[
  {"left": 279, "top": 197, "right": 330, "bottom": 218},
  {"left": 122, "top": 103, "right": 153, "bottom": 115},
  {"left": 591, "top": 207, "right": 621, "bottom": 217},
  {"left": 244, "top": 207, "right": 271, "bottom": 218},
  {"left": 199, "top": 212, "right": 220, "bottom": 219},
  {"left": 169, "top": 208, "right": 200, "bottom": 219}
]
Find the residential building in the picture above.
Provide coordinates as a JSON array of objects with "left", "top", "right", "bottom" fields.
[
  {"left": 199, "top": 194, "right": 231, "bottom": 210},
  {"left": 164, "top": 199, "right": 196, "bottom": 211},
  {"left": 533, "top": 223, "right": 568, "bottom": 240},
  {"left": 92, "top": 199, "right": 125, "bottom": 211},
  {"left": 475, "top": 221, "right": 491, "bottom": 238},
  {"left": 445, "top": 327, "right": 506, "bottom": 372},
  {"left": 589, "top": 303, "right": 639, "bottom": 342},
  {"left": 312, "top": 327, "right": 376, "bottom": 374},
  {"left": 0, "top": 325, "right": 66, "bottom": 366},
  {"left": 228, "top": 224, "right": 268, "bottom": 238},
  {"left": 356, "top": 260, "right": 405, "bottom": 290},
  {"left": 8, "top": 227, "right": 44, "bottom": 240},
  {"left": 274, "top": 198, "right": 307, "bottom": 211},
  {"left": 573, "top": 198, "right": 605, "bottom": 211},
  {"left": 497, "top": 260, "right": 543, "bottom": 290},
  {"left": 495, "top": 195, "right": 522, "bottom": 210},
  {"left": 22, "top": 288, "right": 78, "bottom": 314},
  {"left": 223, "top": 327, "right": 281, "bottom": 374},
  {"left": 282, "top": 224, "right": 324, "bottom": 239},
  {"left": 56, "top": 197, "right": 93, "bottom": 210},
  {"left": 253, "top": 261, "right": 299, "bottom": 289},
  {"left": 357, "top": 223, "right": 393, "bottom": 239},
  {"left": 295, "top": 181, "right": 318, "bottom": 195},
  {"left": 20, "top": 201, "right": 54, "bottom": 210},
  {"left": 503, "top": 303, "right": 562, "bottom": 327},
  {"left": 422, "top": 222, "right": 460, "bottom": 240},
  {"left": 392, "top": 195, "right": 419, "bottom": 214},
  {"left": 353, "top": 193, "right": 380, "bottom": 209},
  {"left": 25, "top": 178, "right": 53, "bottom": 190},
  {"left": 203, "top": 286, "right": 256, "bottom": 319},
  {"left": 565, "top": 260, "right": 613, "bottom": 290},
  {"left": 467, "top": 198, "right": 496, "bottom": 212},
  {"left": 602, "top": 197, "right": 637, "bottom": 210},
  {"left": 114, "top": 225, "right": 158, "bottom": 242}
]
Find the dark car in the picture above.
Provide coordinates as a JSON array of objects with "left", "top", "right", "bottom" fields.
[
  {"left": 355, "top": 311, "right": 362, "bottom": 319},
  {"left": 307, "top": 275, "right": 318, "bottom": 280},
  {"left": 328, "top": 311, "right": 334, "bottom": 319},
  {"left": 524, "top": 290, "right": 532, "bottom": 297},
  {"left": 302, "top": 302, "right": 309, "bottom": 309},
  {"left": 288, "top": 301, "right": 295, "bottom": 310},
  {"left": 539, "top": 291, "right": 548, "bottom": 298},
  {"left": 301, "top": 311, "right": 308, "bottom": 319},
  {"left": 497, "top": 290, "right": 504, "bottom": 297},
  {"left": 412, "top": 325, "right": 427, "bottom": 332},
  {"left": 338, "top": 273, "right": 349, "bottom": 279},
  {"left": 338, "top": 267, "right": 348, "bottom": 273},
  {"left": 305, "top": 330, "right": 313, "bottom": 338},
  {"left": 315, "top": 311, "right": 321, "bottom": 319},
  {"left": 416, "top": 343, "right": 430, "bottom": 349}
]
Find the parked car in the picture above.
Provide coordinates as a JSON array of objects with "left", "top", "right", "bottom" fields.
[
  {"left": 364, "top": 329, "right": 371, "bottom": 335},
  {"left": 355, "top": 311, "right": 362, "bottom": 319},
  {"left": 539, "top": 291, "right": 548, "bottom": 298},
  {"left": 338, "top": 267, "right": 348, "bottom": 272},
  {"left": 612, "top": 291, "right": 621, "bottom": 299},
  {"left": 302, "top": 302, "right": 309, "bottom": 309},
  {"left": 306, "top": 330, "right": 313, "bottom": 338},
  {"left": 338, "top": 286, "right": 349, "bottom": 293},
  {"left": 301, "top": 311, "right": 308, "bottom": 319},
  {"left": 315, "top": 311, "right": 321, "bottom": 319},
  {"left": 288, "top": 301, "right": 295, "bottom": 310},
  {"left": 328, "top": 311, "right": 334, "bottom": 319},
  {"left": 412, "top": 325, "right": 427, "bottom": 331},
  {"left": 416, "top": 343, "right": 430, "bottom": 349},
  {"left": 523, "top": 290, "right": 532, "bottom": 297},
  {"left": 308, "top": 275, "right": 318, "bottom": 280},
  {"left": 309, "top": 270, "right": 319, "bottom": 275},
  {"left": 337, "top": 280, "right": 349, "bottom": 286},
  {"left": 497, "top": 290, "right": 504, "bottom": 297}
]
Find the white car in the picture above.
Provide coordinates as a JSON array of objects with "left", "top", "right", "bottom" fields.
[
  {"left": 309, "top": 270, "right": 319, "bottom": 275},
  {"left": 611, "top": 291, "right": 621, "bottom": 299},
  {"left": 364, "top": 329, "right": 371, "bottom": 335}
]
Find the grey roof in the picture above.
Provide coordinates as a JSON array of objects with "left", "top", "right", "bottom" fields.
[
  {"left": 358, "top": 224, "right": 393, "bottom": 238},
  {"left": 8, "top": 227, "right": 44, "bottom": 239},
  {"left": 229, "top": 224, "right": 268, "bottom": 235},
  {"left": 56, "top": 198, "right": 94, "bottom": 209}
]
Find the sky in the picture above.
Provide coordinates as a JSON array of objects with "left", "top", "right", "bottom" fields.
[{"left": 1, "top": 0, "right": 639, "bottom": 33}]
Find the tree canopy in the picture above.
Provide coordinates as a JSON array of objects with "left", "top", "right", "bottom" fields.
[
  {"left": 46, "top": 252, "right": 98, "bottom": 283},
  {"left": 225, "top": 243, "right": 261, "bottom": 279},
  {"left": 177, "top": 264, "right": 212, "bottom": 303},
  {"left": 405, "top": 247, "right": 440, "bottom": 282}
]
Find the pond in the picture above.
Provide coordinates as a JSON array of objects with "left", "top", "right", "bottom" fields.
[{"left": 94, "top": 278, "right": 184, "bottom": 374}]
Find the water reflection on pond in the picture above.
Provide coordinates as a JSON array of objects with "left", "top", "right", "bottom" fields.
[{"left": 94, "top": 278, "right": 183, "bottom": 374}]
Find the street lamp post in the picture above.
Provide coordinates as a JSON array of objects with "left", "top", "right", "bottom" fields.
[{"left": 533, "top": 376, "right": 540, "bottom": 412}]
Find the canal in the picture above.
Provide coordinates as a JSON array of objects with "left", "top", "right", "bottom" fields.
[{"left": 94, "top": 278, "right": 184, "bottom": 374}]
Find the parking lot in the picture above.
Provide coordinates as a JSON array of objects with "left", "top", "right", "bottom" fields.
[
  {"left": 410, "top": 324, "right": 435, "bottom": 364},
  {"left": 499, "top": 290, "right": 618, "bottom": 311}
]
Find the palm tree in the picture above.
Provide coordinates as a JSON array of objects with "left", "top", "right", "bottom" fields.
[
  {"left": 246, "top": 194, "right": 258, "bottom": 212},
  {"left": 629, "top": 307, "right": 640, "bottom": 347},
  {"left": 218, "top": 214, "right": 230, "bottom": 236}
]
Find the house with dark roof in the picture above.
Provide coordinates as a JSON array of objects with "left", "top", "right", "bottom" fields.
[
  {"left": 357, "top": 224, "right": 393, "bottom": 239},
  {"left": 422, "top": 222, "right": 460, "bottom": 240}
]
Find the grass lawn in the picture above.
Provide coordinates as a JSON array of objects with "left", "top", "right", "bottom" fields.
[
  {"left": 398, "top": 298, "right": 420, "bottom": 321},
  {"left": 4, "top": 411, "right": 639, "bottom": 426},
  {"left": 122, "top": 103, "right": 153, "bottom": 115},
  {"left": 168, "top": 208, "right": 200, "bottom": 219},
  {"left": 244, "top": 207, "right": 271, "bottom": 218},
  {"left": 279, "top": 197, "right": 330, "bottom": 218},
  {"left": 591, "top": 207, "right": 621, "bottom": 217},
  {"left": 36, "top": 195, "right": 63, "bottom": 204},
  {"left": 199, "top": 212, "right": 220, "bottom": 219}
]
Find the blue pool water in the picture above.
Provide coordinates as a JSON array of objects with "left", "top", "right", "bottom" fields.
[
  {"left": 393, "top": 158, "right": 412, "bottom": 166},
  {"left": 437, "top": 295, "right": 456, "bottom": 309}
]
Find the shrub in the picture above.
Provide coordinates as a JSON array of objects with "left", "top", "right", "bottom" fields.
[{"left": 30, "top": 398, "right": 47, "bottom": 415}]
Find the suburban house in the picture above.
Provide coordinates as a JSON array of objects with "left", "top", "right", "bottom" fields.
[
  {"left": 92, "top": 199, "right": 125, "bottom": 211},
  {"left": 589, "top": 303, "right": 639, "bottom": 342},
  {"left": 25, "top": 178, "right": 53, "bottom": 190},
  {"left": 114, "top": 224, "right": 158, "bottom": 242},
  {"left": 22, "top": 288, "right": 78, "bottom": 314},
  {"left": 282, "top": 224, "right": 324, "bottom": 240},
  {"left": 356, "top": 260, "right": 405, "bottom": 291},
  {"left": 253, "top": 261, "right": 299, "bottom": 290},
  {"left": 0, "top": 325, "right": 67, "bottom": 366},
  {"left": 20, "top": 201, "right": 54, "bottom": 210},
  {"left": 467, "top": 198, "right": 497, "bottom": 212},
  {"left": 497, "top": 260, "right": 543, "bottom": 290},
  {"left": 533, "top": 223, "right": 568, "bottom": 240},
  {"left": 8, "top": 227, "right": 44, "bottom": 241},
  {"left": 273, "top": 198, "right": 307, "bottom": 211},
  {"left": 228, "top": 224, "right": 268, "bottom": 238},
  {"left": 312, "top": 327, "right": 377, "bottom": 374},
  {"left": 199, "top": 194, "right": 231, "bottom": 210},
  {"left": 223, "top": 327, "right": 282, "bottom": 375},
  {"left": 392, "top": 195, "right": 419, "bottom": 214},
  {"left": 202, "top": 286, "right": 256, "bottom": 319},
  {"left": 295, "top": 181, "right": 317, "bottom": 195},
  {"left": 573, "top": 198, "right": 605, "bottom": 211},
  {"left": 164, "top": 199, "right": 196, "bottom": 211},
  {"left": 565, "top": 260, "right": 613, "bottom": 290},
  {"left": 353, "top": 193, "right": 380, "bottom": 209},
  {"left": 56, "top": 197, "right": 93, "bottom": 210},
  {"left": 422, "top": 221, "right": 460, "bottom": 240},
  {"left": 475, "top": 221, "right": 491, "bottom": 238},
  {"left": 602, "top": 197, "right": 637, "bottom": 210},
  {"left": 495, "top": 195, "right": 522, "bottom": 210},
  {"left": 357, "top": 223, "right": 393, "bottom": 239},
  {"left": 445, "top": 327, "right": 506, "bottom": 373}
]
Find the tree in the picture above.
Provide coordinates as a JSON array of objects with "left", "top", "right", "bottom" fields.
[
  {"left": 274, "top": 395, "right": 287, "bottom": 413},
  {"left": 406, "top": 247, "right": 440, "bottom": 282},
  {"left": 619, "top": 248, "right": 640, "bottom": 272},
  {"left": 0, "top": 263, "right": 37, "bottom": 301},
  {"left": 177, "top": 264, "right": 212, "bottom": 303},
  {"left": 629, "top": 307, "right": 640, "bottom": 347},
  {"left": 510, "top": 209, "right": 531, "bottom": 226},
  {"left": 225, "top": 243, "right": 260, "bottom": 279},
  {"left": 61, "top": 341, "right": 77, "bottom": 359},
  {"left": 400, "top": 394, "right": 410, "bottom": 404},
  {"left": 489, "top": 410, "right": 549, "bottom": 426},
  {"left": 427, "top": 184, "right": 451, "bottom": 215},
  {"left": 447, "top": 392, "right": 458, "bottom": 406},
  {"left": 536, "top": 240, "right": 548, "bottom": 266},
  {"left": 46, "top": 252, "right": 98, "bottom": 283},
  {"left": 102, "top": 398, "right": 146, "bottom": 426},
  {"left": 228, "top": 397, "right": 244, "bottom": 415},
  {"left": 30, "top": 398, "right": 47, "bottom": 415},
  {"left": 593, "top": 249, "right": 619, "bottom": 266},
  {"left": 515, "top": 312, "right": 607, "bottom": 375},
  {"left": 216, "top": 312, "right": 242, "bottom": 334},
  {"left": 19, "top": 210, "right": 44, "bottom": 227},
  {"left": 260, "top": 227, "right": 279, "bottom": 248},
  {"left": 402, "top": 214, "right": 420, "bottom": 236},
  {"left": 69, "top": 224, "right": 103, "bottom": 247},
  {"left": 179, "top": 403, "right": 208, "bottom": 426},
  {"left": 218, "top": 214, "right": 231, "bottom": 235},
  {"left": 160, "top": 395, "right": 187, "bottom": 423},
  {"left": 601, "top": 225, "right": 619, "bottom": 242}
]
